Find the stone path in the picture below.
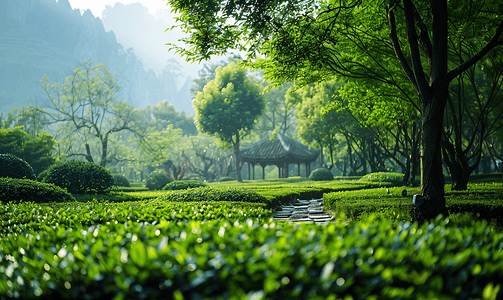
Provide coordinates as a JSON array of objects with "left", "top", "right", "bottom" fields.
[{"left": 273, "top": 198, "right": 334, "bottom": 224}]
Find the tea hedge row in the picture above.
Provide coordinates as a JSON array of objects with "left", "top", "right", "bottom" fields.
[
  {"left": 0, "top": 218, "right": 502, "bottom": 299},
  {"left": 0, "top": 200, "right": 271, "bottom": 237},
  {"left": 324, "top": 184, "right": 503, "bottom": 226},
  {"left": 0, "top": 178, "right": 75, "bottom": 204}
]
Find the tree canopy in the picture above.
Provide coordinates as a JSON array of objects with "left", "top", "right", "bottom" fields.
[
  {"left": 167, "top": 0, "right": 503, "bottom": 220},
  {"left": 193, "top": 62, "right": 265, "bottom": 181},
  {"left": 40, "top": 61, "right": 141, "bottom": 167}
]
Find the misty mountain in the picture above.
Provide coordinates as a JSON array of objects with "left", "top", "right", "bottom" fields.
[{"left": 0, "top": 0, "right": 195, "bottom": 115}]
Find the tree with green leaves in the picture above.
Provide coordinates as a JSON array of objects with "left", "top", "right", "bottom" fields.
[
  {"left": 167, "top": 0, "right": 503, "bottom": 220},
  {"left": 0, "top": 127, "right": 55, "bottom": 175},
  {"left": 40, "top": 61, "right": 142, "bottom": 167},
  {"left": 193, "top": 62, "right": 265, "bottom": 182},
  {"left": 0, "top": 106, "right": 49, "bottom": 138},
  {"left": 443, "top": 49, "right": 503, "bottom": 190}
]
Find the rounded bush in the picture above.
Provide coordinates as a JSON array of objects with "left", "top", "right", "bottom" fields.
[
  {"left": 163, "top": 180, "right": 207, "bottom": 191},
  {"left": 37, "top": 168, "right": 50, "bottom": 182},
  {"left": 0, "top": 153, "right": 36, "bottom": 180},
  {"left": 0, "top": 177, "right": 75, "bottom": 203},
  {"left": 309, "top": 168, "right": 334, "bottom": 181},
  {"left": 218, "top": 176, "right": 235, "bottom": 182},
  {"left": 113, "top": 174, "right": 131, "bottom": 187},
  {"left": 43, "top": 160, "right": 116, "bottom": 194},
  {"left": 146, "top": 170, "right": 172, "bottom": 190},
  {"left": 358, "top": 172, "right": 404, "bottom": 184}
]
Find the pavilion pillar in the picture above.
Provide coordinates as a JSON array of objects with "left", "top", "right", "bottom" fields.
[
  {"left": 278, "top": 165, "right": 281, "bottom": 178},
  {"left": 298, "top": 163, "right": 300, "bottom": 177},
  {"left": 252, "top": 163, "right": 255, "bottom": 180},
  {"left": 262, "top": 164, "right": 266, "bottom": 179},
  {"left": 285, "top": 163, "right": 289, "bottom": 178},
  {"left": 248, "top": 162, "right": 251, "bottom": 180}
]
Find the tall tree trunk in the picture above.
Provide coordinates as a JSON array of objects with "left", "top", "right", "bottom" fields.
[
  {"left": 85, "top": 144, "right": 94, "bottom": 163},
  {"left": 101, "top": 139, "right": 108, "bottom": 167},
  {"left": 235, "top": 133, "right": 242, "bottom": 182},
  {"left": 419, "top": 93, "right": 450, "bottom": 219}
]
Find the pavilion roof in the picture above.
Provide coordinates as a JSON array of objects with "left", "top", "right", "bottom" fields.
[{"left": 240, "top": 133, "right": 320, "bottom": 165}]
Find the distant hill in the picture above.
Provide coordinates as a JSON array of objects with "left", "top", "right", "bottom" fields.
[{"left": 0, "top": 0, "right": 195, "bottom": 115}]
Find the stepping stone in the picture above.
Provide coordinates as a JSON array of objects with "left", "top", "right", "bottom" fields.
[
  {"left": 290, "top": 218, "right": 314, "bottom": 223},
  {"left": 273, "top": 198, "right": 333, "bottom": 224}
]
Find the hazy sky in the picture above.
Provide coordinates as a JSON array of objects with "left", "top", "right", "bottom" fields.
[{"left": 67, "top": 0, "right": 170, "bottom": 18}]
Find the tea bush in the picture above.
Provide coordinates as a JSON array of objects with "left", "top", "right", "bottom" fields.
[
  {"left": 145, "top": 170, "right": 172, "bottom": 190},
  {"left": 0, "top": 177, "right": 75, "bottom": 203},
  {"left": 0, "top": 217, "right": 502, "bottom": 299},
  {"left": 43, "top": 161, "right": 115, "bottom": 194},
  {"left": 36, "top": 168, "right": 50, "bottom": 182},
  {"left": 358, "top": 172, "right": 404, "bottom": 184},
  {"left": 0, "top": 200, "right": 270, "bottom": 236},
  {"left": 156, "top": 187, "right": 267, "bottom": 204},
  {"left": 113, "top": 174, "right": 131, "bottom": 187},
  {"left": 308, "top": 168, "right": 334, "bottom": 181},
  {"left": 163, "top": 180, "right": 207, "bottom": 190},
  {"left": 218, "top": 176, "right": 234, "bottom": 182},
  {"left": 0, "top": 153, "right": 36, "bottom": 180}
]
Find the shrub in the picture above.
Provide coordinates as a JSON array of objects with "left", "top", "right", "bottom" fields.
[
  {"left": 218, "top": 176, "right": 235, "bottom": 182},
  {"left": 156, "top": 187, "right": 267, "bottom": 203},
  {"left": 184, "top": 173, "right": 203, "bottom": 181},
  {"left": 358, "top": 172, "right": 403, "bottom": 184},
  {"left": 0, "top": 177, "right": 75, "bottom": 203},
  {"left": 163, "top": 180, "right": 207, "bottom": 190},
  {"left": 309, "top": 168, "right": 334, "bottom": 181},
  {"left": 113, "top": 174, "right": 131, "bottom": 187},
  {"left": 37, "top": 168, "right": 50, "bottom": 182},
  {"left": 43, "top": 160, "right": 116, "bottom": 194},
  {"left": 1, "top": 217, "right": 503, "bottom": 299},
  {"left": 0, "top": 153, "right": 36, "bottom": 180},
  {"left": 146, "top": 170, "right": 172, "bottom": 190}
]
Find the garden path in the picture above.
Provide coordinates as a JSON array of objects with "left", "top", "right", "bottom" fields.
[{"left": 272, "top": 198, "right": 334, "bottom": 224}]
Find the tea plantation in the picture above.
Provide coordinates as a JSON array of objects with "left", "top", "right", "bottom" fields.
[{"left": 1, "top": 176, "right": 503, "bottom": 299}]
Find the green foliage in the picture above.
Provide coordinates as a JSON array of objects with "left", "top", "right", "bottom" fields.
[
  {"left": 156, "top": 187, "right": 267, "bottom": 204},
  {"left": 41, "top": 61, "right": 141, "bottom": 167},
  {"left": 1, "top": 217, "right": 503, "bottom": 299},
  {"left": 163, "top": 180, "right": 207, "bottom": 190},
  {"left": 0, "top": 153, "right": 36, "bottom": 180},
  {"left": 0, "top": 127, "right": 55, "bottom": 175},
  {"left": 0, "top": 177, "right": 75, "bottom": 203},
  {"left": 145, "top": 170, "right": 172, "bottom": 191},
  {"left": 0, "top": 200, "right": 270, "bottom": 236},
  {"left": 193, "top": 61, "right": 265, "bottom": 147},
  {"left": 43, "top": 161, "right": 116, "bottom": 194},
  {"left": 113, "top": 174, "right": 131, "bottom": 187},
  {"left": 358, "top": 172, "right": 404, "bottom": 184},
  {"left": 36, "top": 169, "right": 50, "bottom": 182},
  {"left": 218, "top": 176, "right": 234, "bottom": 182},
  {"left": 309, "top": 168, "right": 334, "bottom": 181}
]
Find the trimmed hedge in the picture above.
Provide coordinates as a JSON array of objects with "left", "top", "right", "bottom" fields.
[
  {"left": 358, "top": 172, "right": 404, "bottom": 184},
  {"left": 0, "top": 153, "right": 36, "bottom": 180},
  {"left": 145, "top": 170, "right": 172, "bottom": 191},
  {"left": 0, "top": 200, "right": 270, "bottom": 236},
  {"left": 0, "top": 217, "right": 502, "bottom": 299},
  {"left": 113, "top": 174, "right": 131, "bottom": 187},
  {"left": 0, "top": 177, "right": 75, "bottom": 203},
  {"left": 218, "top": 176, "right": 234, "bottom": 182},
  {"left": 309, "top": 168, "right": 334, "bottom": 181},
  {"left": 43, "top": 161, "right": 116, "bottom": 194},
  {"left": 163, "top": 180, "right": 207, "bottom": 191},
  {"left": 156, "top": 187, "right": 267, "bottom": 204}
]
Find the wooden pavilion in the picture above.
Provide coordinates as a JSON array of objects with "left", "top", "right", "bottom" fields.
[{"left": 240, "top": 133, "right": 321, "bottom": 179}]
